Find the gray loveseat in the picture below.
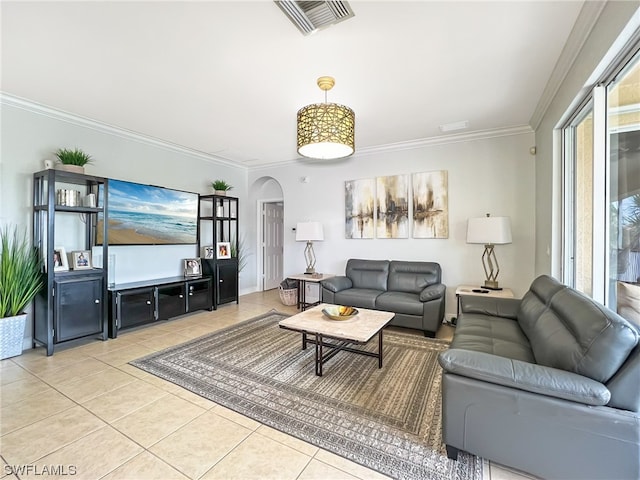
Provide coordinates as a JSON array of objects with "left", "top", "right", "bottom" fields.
[
  {"left": 438, "top": 275, "right": 639, "bottom": 480},
  {"left": 321, "top": 259, "right": 445, "bottom": 336}
]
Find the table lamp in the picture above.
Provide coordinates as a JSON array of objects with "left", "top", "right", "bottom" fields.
[
  {"left": 466, "top": 214, "right": 512, "bottom": 290},
  {"left": 296, "top": 222, "right": 324, "bottom": 274}
]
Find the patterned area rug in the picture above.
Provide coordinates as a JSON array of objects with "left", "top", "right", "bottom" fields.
[{"left": 130, "top": 311, "right": 483, "bottom": 480}]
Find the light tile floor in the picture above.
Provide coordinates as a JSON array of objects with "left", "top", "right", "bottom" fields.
[{"left": 0, "top": 290, "right": 537, "bottom": 480}]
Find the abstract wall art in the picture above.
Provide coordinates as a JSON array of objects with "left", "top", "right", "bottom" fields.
[
  {"left": 345, "top": 178, "right": 375, "bottom": 239},
  {"left": 412, "top": 171, "right": 449, "bottom": 238},
  {"left": 376, "top": 175, "right": 409, "bottom": 238}
]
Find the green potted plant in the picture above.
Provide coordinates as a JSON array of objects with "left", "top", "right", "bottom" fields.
[
  {"left": 54, "top": 148, "right": 93, "bottom": 174},
  {"left": 230, "top": 235, "right": 248, "bottom": 273},
  {"left": 0, "top": 226, "right": 43, "bottom": 359},
  {"left": 212, "top": 180, "right": 233, "bottom": 196}
]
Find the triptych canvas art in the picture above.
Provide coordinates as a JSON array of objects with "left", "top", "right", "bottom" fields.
[{"left": 345, "top": 171, "right": 448, "bottom": 239}]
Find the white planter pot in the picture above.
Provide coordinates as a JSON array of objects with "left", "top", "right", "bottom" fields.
[
  {"left": 214, "top": 190, "right": 227, "bottom": 196},
  {"left": 0, "top": 313, "right": 27, "bottom": 359}
]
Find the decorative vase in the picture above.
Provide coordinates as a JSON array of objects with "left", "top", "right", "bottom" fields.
[
  {"left": 56, "top": 164, "right": 85, "bottom": 174},
  {"left": 215, "top": 190, "right": 226, "bottom": 196},
  {"left": 0, "top": 313, "right": 27, "bottom": 360}
]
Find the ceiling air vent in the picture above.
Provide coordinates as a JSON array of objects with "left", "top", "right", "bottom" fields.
[{"left": 275, "top": 1, "right": 354, "bottom": 36}]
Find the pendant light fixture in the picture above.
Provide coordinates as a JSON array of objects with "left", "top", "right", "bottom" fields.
[{"left": 297, "top": 76, "right": 355, "bottom": 160}]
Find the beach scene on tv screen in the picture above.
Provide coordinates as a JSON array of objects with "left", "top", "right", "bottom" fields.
[{"left": 97, "top": 179, "right": 198, "bottom": 245}]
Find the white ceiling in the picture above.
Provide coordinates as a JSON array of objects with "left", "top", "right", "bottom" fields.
[{"left": 1, "top": 1, "right": 587, "bottom": 168}]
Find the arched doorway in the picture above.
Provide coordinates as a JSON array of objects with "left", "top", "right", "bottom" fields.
[{"left": 249, "top": 177, "right": 284, "bottom": 291}]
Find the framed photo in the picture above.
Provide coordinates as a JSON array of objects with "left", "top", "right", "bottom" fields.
[
  {"left": 71, "top": 250, "right": 92, "bottom": 270},
  {"left": 202, "top": 245, "right": 215, "bottom": 259},
  {"left": 217, "top": 242, "right": 231, "bottom": 259},
  {"left": 184, "top": 258, "right": 202, "bottom": 277},
  {"left": 52, "top": 247, "right": 69, "bottom": 272}
]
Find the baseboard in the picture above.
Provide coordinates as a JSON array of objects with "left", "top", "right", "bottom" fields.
[{"left": 239, "top": 286, "right": 259, "bottom": 296}]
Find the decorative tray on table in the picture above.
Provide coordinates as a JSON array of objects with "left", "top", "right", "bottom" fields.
[{"left": 322, "top": 306, "right": 359, "bottom": 321}]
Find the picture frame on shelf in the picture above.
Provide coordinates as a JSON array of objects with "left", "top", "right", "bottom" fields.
[
  {"left": 71, "top": 250, "right": 92, "bottom": 270},
  {"left": 217, "top": 242, "right": 231, "bottom": 259},
  {"left": 184, "top": 258, "right": 202, "bottom": 277},
  {"left": 52, "top": 247, "right": 68, "bottom": 272},
  {"left": 202, "top": 245, "right": 215, "bottom": 259}
]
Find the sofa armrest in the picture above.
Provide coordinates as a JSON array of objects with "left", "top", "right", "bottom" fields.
[
  {"left": 438, "top": 349, "right": 610, "bottom": 406},
  {"left": 321, "top": 276, "right": 352, "bottom": 293},
  {"left": 460, "top": 296, "right": 521, "bottom": 319},
  {"left": 419, "top": 283, "right": 445, "bottom": 302}
]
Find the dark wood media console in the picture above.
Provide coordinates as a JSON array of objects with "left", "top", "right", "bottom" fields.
[{"left": 108, "top": 276, "right": 213, "bottom": 338}]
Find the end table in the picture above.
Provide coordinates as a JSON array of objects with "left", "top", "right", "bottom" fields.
[
  {"left": 286, "top": 273, "right": 335, "bottom": 311},
  {"left": 455, "top": 285, "right": 515, "bottom": 318}
]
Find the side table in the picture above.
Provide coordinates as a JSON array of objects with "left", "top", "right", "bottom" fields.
[
  {"left": 455, "top": 285, "right": 515, "bottom": 318},
  {"left": 286, "top": 273, "right": 335, "bottom": 311}
]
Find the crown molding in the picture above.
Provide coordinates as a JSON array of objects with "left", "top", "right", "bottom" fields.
[
  {"left": 529, "top": 1, "right": 607, "bottom": 130},
  {"left": 3, "top": 92, "right": 533, "bottom": 172},
  {"left": 252, "top": 125, "right": 534, "bottom": 171},
  {"left": 0, "top": 92, "right": 246, "bottom": 171},
  {"left": 355, "top": 125, "right": 534, "bottom": 156}
]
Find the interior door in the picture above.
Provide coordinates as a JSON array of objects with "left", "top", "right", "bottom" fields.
[{"left": 263, "top": 202, "right": 284, "bottom": 290}]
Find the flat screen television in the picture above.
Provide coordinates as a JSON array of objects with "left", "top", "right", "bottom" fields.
[{"left": 97, "top": 179, "right": 198, "bottom": 245}]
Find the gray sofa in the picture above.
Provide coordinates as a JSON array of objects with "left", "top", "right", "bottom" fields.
[
  {"left": 321, "top": 259, "right": 445, "bottom": 336},
  {"left": 438, "top": 275, "right": 640, "bottom": 480}
]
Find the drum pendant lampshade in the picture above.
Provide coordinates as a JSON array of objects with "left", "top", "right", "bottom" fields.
[{"left": 297, "top": 76, "right": 355, "bottom": 160}]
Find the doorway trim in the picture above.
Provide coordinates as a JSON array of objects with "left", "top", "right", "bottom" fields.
[{"left": 257, "top": 197, "right": 284, "bottom": 291}]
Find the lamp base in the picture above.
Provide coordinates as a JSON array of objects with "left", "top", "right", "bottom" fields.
[
  {"left": 303, "top": 241, "right": 317, "bottom": 275},
  {"left": 482, "top": 280, "right": 502, "bottom": 290}
]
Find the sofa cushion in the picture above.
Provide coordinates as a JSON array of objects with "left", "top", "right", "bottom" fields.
[
  {"left": 419, "top": 283, "right": 445, "bottom": 302},
  {"left": 387, "top": 261, "right": 440, "bottom": 293},
  {"left": 517, "top": 275, "right": 567, "bottom": 334},
  {"left": 376, "top": 291, "right": 423, "bottom": 316},
  {"left": 321, "top": 276, "right": 352, "bottom": 293},
  {"left": 606, "top": 344, "right": 640, "bottom": 412},
  {"left": 524, "top": 285, "right": 639, "bottom": 383},
  {"left": 345, "top": 259, "right": 389, "bottom": 291},
  {"left": 334, "top": 288, "right": 383, "bottom": 309},
  {"left": 450, "top": 315, "right": 535, "bottom": 363},
  {"left": 439, "top": 349, "right": 611, "bottom": 406}
]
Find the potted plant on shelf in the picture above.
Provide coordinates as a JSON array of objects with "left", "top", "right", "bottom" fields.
[
  {"left": 0, "top": 226, "right": 43, "bottom": 359},
  {"left": 54, "top": 148, "right": 93, "bottom": 174},
  {"left": 212, "top": 180, "right": 233, "bottom": 196}
]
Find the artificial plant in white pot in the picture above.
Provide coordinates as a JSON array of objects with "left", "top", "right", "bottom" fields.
[
  {"left": 211, "top": 180, "right": 233, "bottom": 196},
  {"left": 54, "top": 148, "right": 92, "bottom": 174},
  {"left": 0, "top": 226, "right": 43, "bottom": 359}
]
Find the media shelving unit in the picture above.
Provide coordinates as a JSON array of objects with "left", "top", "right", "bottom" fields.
[
  {"left": 32, "top": 169, "right": 109, "bottom": 355},
  {"left": 198, "top": 194, "right": 239, "bottom": 307},
  {"left": 107, "top": 276, "right": 213, "bottom": 338}
]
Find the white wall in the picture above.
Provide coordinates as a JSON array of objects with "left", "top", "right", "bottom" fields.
[
  {"left": 250, "top": 130, "right": 536, "bottom": 316},
  {"left": 0, "top": 96, "right": 247, "bottom": 347},
  {"left": 533, "top": 2, "right": 639, "bottom": 278},
  {"left": 1, "top": 95, "right": 537, "bottom": 345}
]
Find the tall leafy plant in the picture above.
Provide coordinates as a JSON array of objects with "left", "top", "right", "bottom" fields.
[
  {"left": 0, "top": 226, "right": 43, "bottom": 318},
  {"left": 230, "top": 235, "right": 248, "bottom": 273}
]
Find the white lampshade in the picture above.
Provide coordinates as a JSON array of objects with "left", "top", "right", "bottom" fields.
[
  {"left": 467, "top": 216, "right": 512, "bottom": 245},
  {"left": 296, "top": 222, "right": 324, "bottom": 242}
]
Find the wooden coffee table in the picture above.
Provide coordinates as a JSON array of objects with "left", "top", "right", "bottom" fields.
[{"left": 278, "top": 303, "right": 395, "bottom": 376}]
